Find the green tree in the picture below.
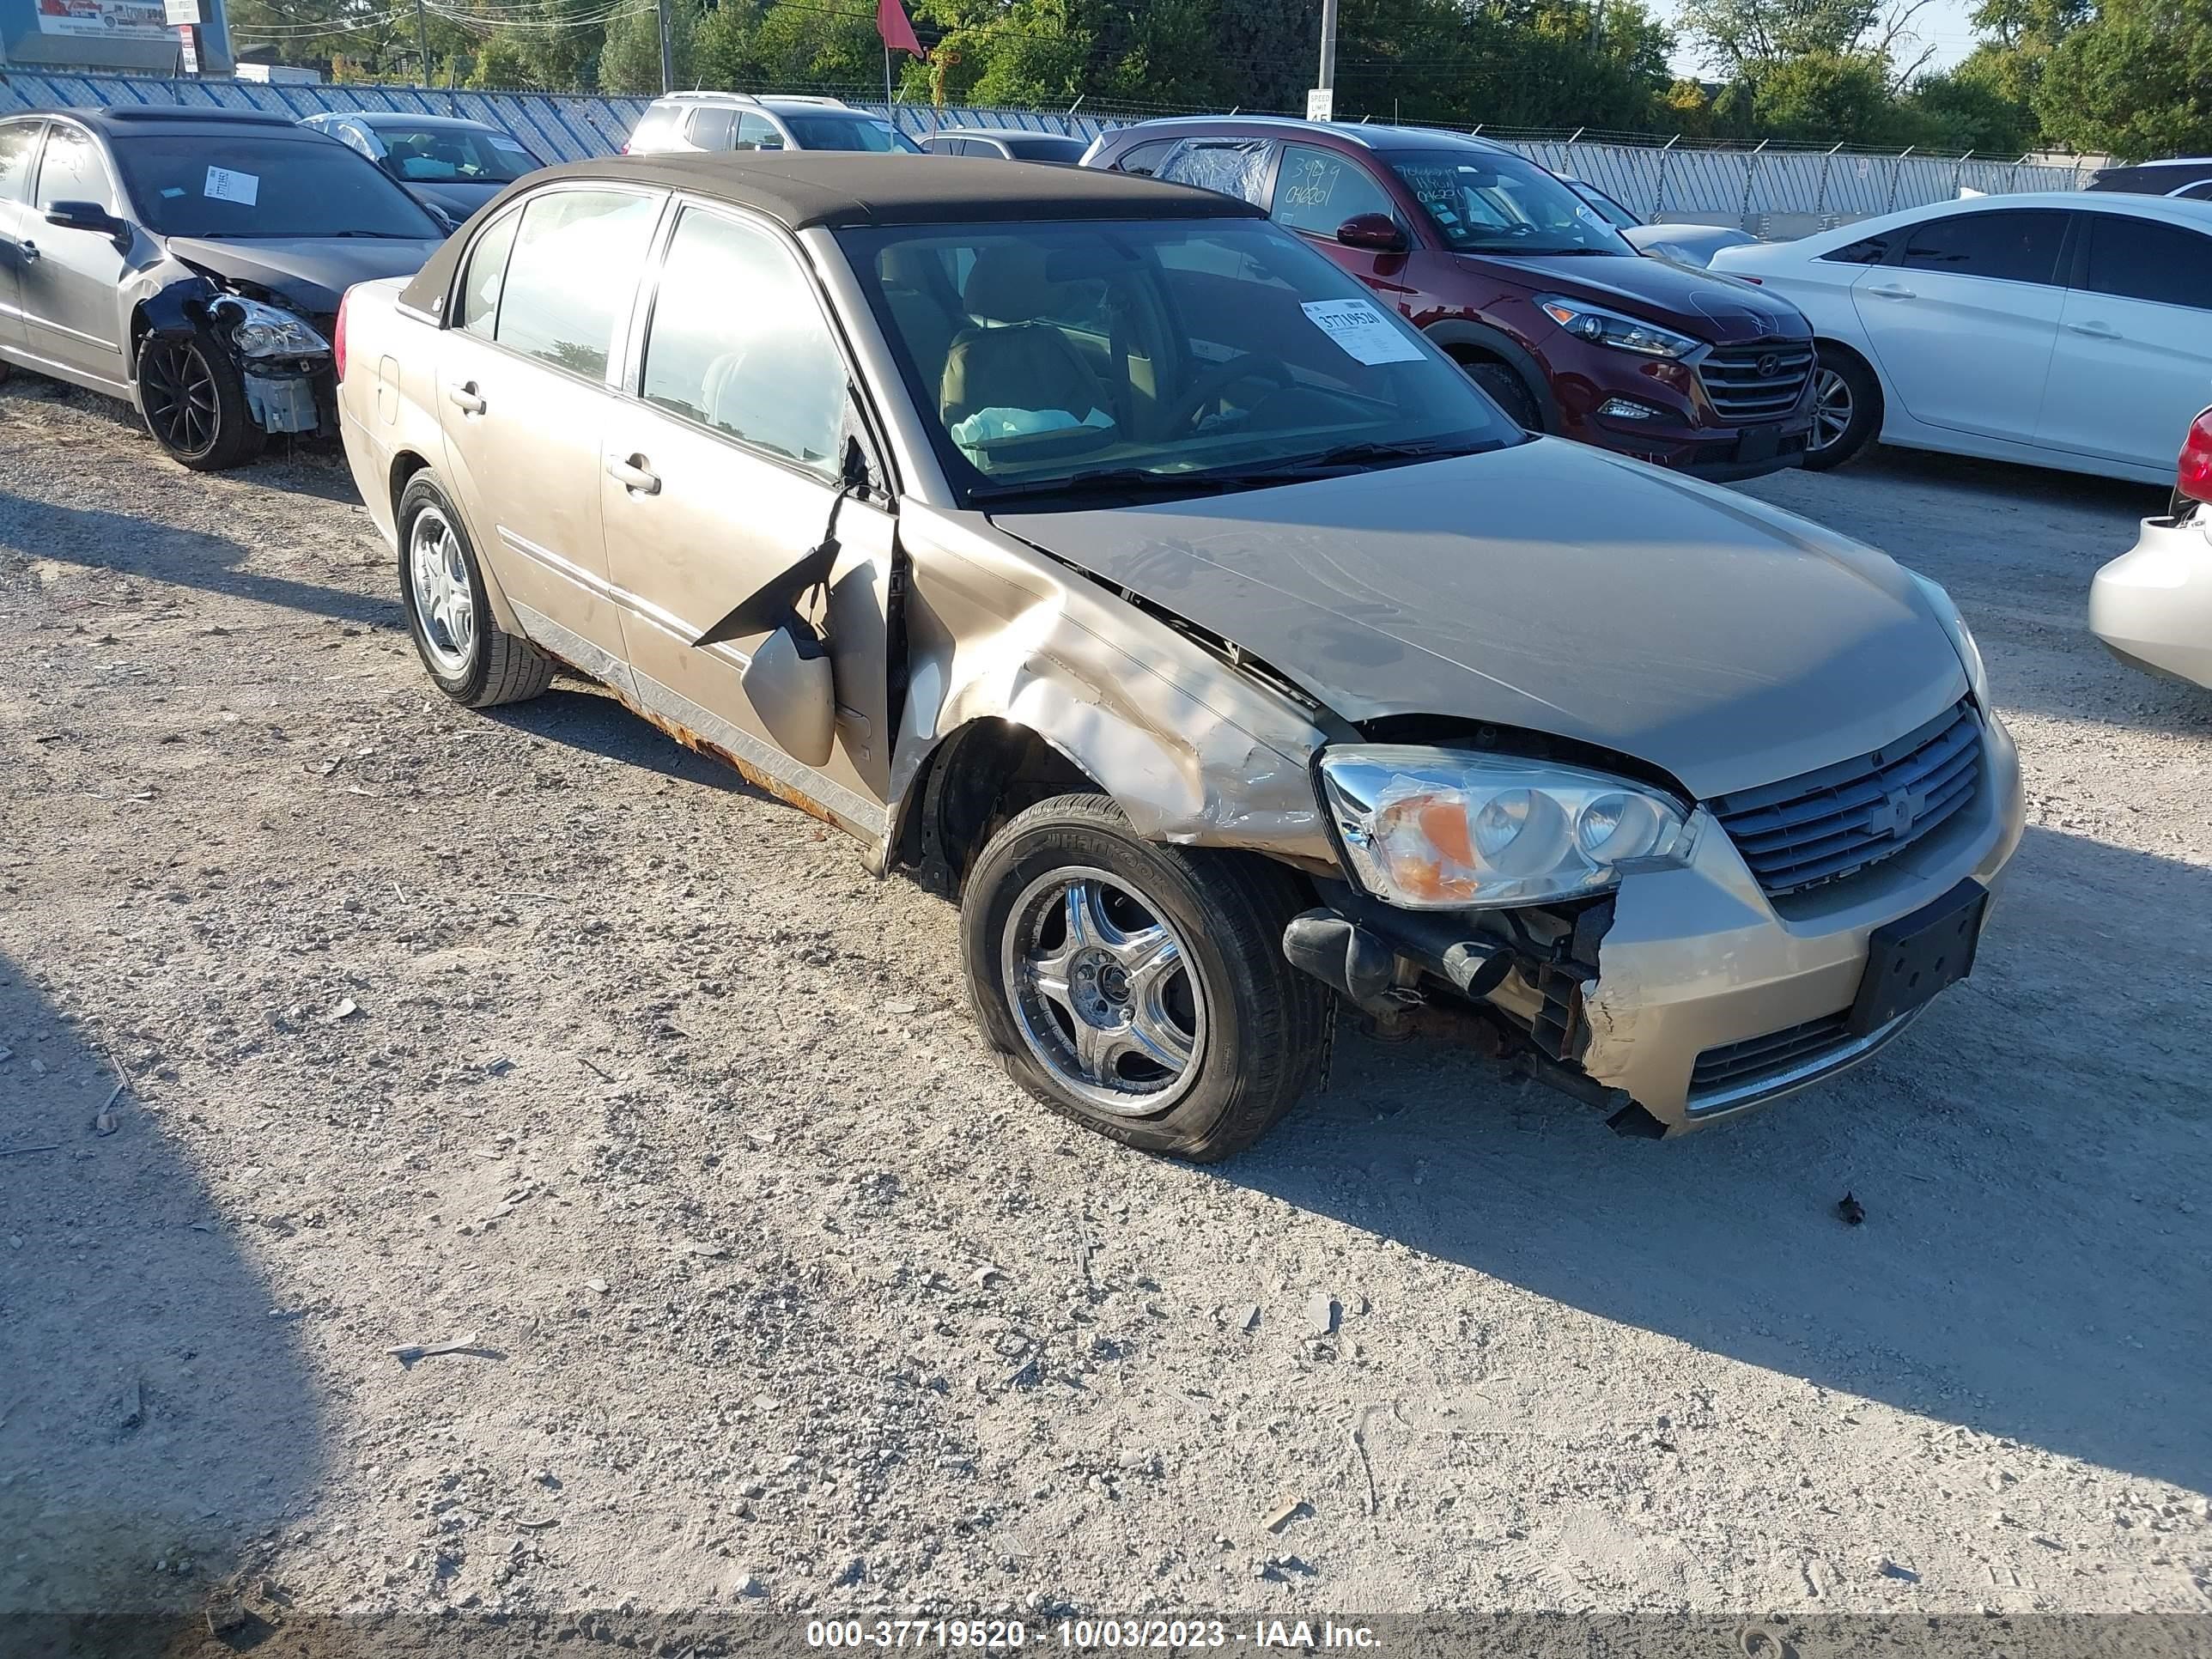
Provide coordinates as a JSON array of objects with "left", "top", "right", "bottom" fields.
[
  {"left": 1747, "top": 49, "right": 1893, "bottom": 137},
  {"left": 1895, "top": 64, "right": 2039, "bottom": 152},
  {"left": 2035, "top": 0, "right": 2212, "bottom": 160},
  {"left": 601, "top": 0, "right": 699, "bottom": 93}
]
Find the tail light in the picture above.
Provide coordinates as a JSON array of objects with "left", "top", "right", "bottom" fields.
[
  {"left": 332, "top": 288, "right": 349, "bottom": 381},
  {"left": 619, "top": 143, "right": 630, "bottom": 155},
  {"left": 2179, "top": 407, "right": 2212, "bottom": 505}
]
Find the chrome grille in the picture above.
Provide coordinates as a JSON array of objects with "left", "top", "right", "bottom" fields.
[
  {"left": 1698, "top": 341, "right": 1815, "bottom": 422},
  {"left": 1711, "top": 702, "right": 1983, "bottom": 898},
  {"left": 1691, "top": 1011, "right": 1850, "bottom": 1093}
]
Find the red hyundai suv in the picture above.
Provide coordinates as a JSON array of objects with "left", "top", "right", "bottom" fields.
[{"left": 1082, "top": 118, "right": 1818, "bottom": 481}]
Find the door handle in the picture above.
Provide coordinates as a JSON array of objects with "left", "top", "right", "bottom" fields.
[
  {"left": 17, "top": 240, "right": 38, "bottom": 264},
  {"left": 2065, "top": 320, "right": 2119, "bottom": 339},
  {"left": 446, "top": 380, "right": 485, "bottom": 415},
  {"left": 606, "top": 454, "right": 660, "bottom": 495},
  {"left": 1863, "top": 283, "right": 1914, "bottom": 300}
]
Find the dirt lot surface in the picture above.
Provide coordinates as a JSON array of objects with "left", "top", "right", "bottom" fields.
[{"left": 2, "top": 374, "right": 2208, "bottom": 1635}]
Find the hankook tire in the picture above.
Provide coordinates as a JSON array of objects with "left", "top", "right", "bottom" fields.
[
  {"left": 396, "top": 472, "right": 556, "bottom": 708},
  {"left": 961, "top": 793, "right": 1326, "bottom": 1161},
  {"left": 135, "top": 328, "right": 262, "bottom": 472}
]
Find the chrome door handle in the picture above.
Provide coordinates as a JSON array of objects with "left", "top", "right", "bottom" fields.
[
  {"left": 1864, "top": 283, "right": 1914, "bottom": 300},
  {"left": 2065, "top": 320, "right": 2118, "bottom": 339},
  {"left": 447, "top": 381, "right": 485, "bottom": 415},
  {"left": 606, "top": 454, "right": 660, "bottom": 495},
  {"left": 17, "top": 240, "right": 38, "bottom": 264}
]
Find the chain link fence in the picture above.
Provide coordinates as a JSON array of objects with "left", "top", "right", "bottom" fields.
[{"left": 0, "top": 70, "right": 2092, "bottom": 229}]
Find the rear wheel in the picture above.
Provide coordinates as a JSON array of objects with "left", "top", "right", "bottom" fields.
[
  {"left": 1803, "top": 345, "right": 1881, "bottom": 471},
  {"left": 397, "top": 473, "right": 556, "bottom": 708},
  {"left": 136, "top": 330, "right": 261, "bottom": 471},
  {"left": 960, "top": 794, "right": 1325, "bottom": 1161}
]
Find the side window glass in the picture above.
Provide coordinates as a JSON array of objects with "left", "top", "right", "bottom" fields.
[
  {"left": 736, "top": 114, "right": 783, "bottom": 151},
  {"left": 1899, "top": 210, "right": 2069, "bottom": 284},
  {"left": 2081, "top": 215, "right": 2209, "bottom": 310},
  {"left": 34, "top": 125, "right": 116, "bottom": 214},
  {"left": 1112, "top": 138, "right": 1176, "bottom": 177},
  {"left": 2177, "top": 180, "right": 2212, "bottom": 202},
  {"left": 0, "top": 123, "right": 40, "bottom": 206},
  {"left": 458, "top": 207, "right": 520, "bottom": 337},
  {"left": 641, "top": 208, "right": 845, "bottom": 475},
  {"left": 1158, "top": 141, "right": 1270, "bottom": 206},
  {"left": 1821, "top": 235, "right": 1890, "bottom": 264},
  {"left": 1272, "top": 144, "right": 1395, "bottom": 237},
  {"left": 688, "top": 107, "right": 737, "bottom": 150},
  {"left": 495, "top": 188, "right": 659, "bottom": 379}
]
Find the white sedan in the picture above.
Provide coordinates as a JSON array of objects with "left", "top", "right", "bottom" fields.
[{"left": 1711, "top": 191, "right": 2212, "bottom": 483}]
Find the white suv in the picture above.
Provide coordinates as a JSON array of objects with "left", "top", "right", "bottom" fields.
[{"left": 623, "top": 93, "right": 921, "bottom": 156}]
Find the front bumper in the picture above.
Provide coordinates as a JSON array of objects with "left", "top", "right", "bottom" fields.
[
  {"left": 1544, "top": 337, "right": 1817, "bottom": 481},
  {"left": 1287, "top": 708, "right": 2025, "bottom": 1133},
  {"left": 2089, "top": 513, "right": 2212, "bottom": 690}
]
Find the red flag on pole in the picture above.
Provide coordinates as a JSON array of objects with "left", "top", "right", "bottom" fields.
[{"left": 877, "top": 0, "right": 926, "bottom": 58}]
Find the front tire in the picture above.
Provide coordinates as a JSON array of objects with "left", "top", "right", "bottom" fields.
[
  {"left": 960, "top": 794, "right": 1326, "bottom": 1161},
  {"left": 1462, "top": 357, "right": 1545, "bottom": 432},
  {"left": 1802, "top": 345, "right": 1881, "bottom": 471},
  {"left": 396, "top": 473, "right": 555, "bottom": 709},
  {"left": 136, "top": 330, "right": 261, "bottom": 471}
]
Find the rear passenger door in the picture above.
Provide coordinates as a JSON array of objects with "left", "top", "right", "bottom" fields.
[
  {"left": 434, "top": 185, "right": 663, "bottom": 671},
  {"left": 598, "top": 201, "right": 899, "bottom": 820},
  {"left": 2036, "top": 211, "right": 2212, "bottom": 470},
  {"left": 1849, "top": 208, "right": 2070, "bottom": 443}
]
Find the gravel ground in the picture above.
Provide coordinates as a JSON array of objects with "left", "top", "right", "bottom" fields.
[{"left": 2, "top": 374, "right": 2208, "bottom": 1635}]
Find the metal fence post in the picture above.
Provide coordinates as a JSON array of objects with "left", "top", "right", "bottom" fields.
[
  {"left": 1653, "top": 133, "right": 1678, "bottom": 218},
  {"left": 1739, "top": 137, "right": 1766, "bottom": 228},
  {"left": 1885, "top": 146, "right": 1913, "bottom": 213},
  {"left": 1814, "top": 140, "right": 1840, "bottom": 217},
  {"left": 1950, "top": 149, "right": 1972, "bottom": 197}
]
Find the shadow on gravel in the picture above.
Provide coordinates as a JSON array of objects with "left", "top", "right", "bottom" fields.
[
  {"left": 0, "top": 945, "right": 321, "bottom": 1620},
  {"left": 1842, "top": 445, "right": 2165, "bottom": 518},
  {"left": 0, "top": 489, "right": 398, "bottom": 630},
  {"left": 483, "top": 686, "right": 751, "bottom": 793},
  {"left": 1223, "top": 823, "right": 2212, "bottom": 1496}
]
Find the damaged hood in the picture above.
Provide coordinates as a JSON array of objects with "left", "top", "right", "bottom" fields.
[
  {"left": 992, "top": 439, "right": 1967, "bottom": 800},
  {"left": 166, "top": 235, "right": 444, "bottom": 319}
]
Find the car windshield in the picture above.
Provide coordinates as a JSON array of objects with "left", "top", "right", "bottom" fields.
[
  {"left": 371, "top": 124, "right": 539, "bottom": 185},
  {"left": 1389, "top": 149, "right": 1633, "bottom": 255},
  {"left": 842, "top": 217, "right": 1520, "bottom": 507},
  {"left": 114, "top": 133, "right": 442, "bottom": 240},
  {"left": 786, "top": 114, "right": 921, "bottom": 153}
]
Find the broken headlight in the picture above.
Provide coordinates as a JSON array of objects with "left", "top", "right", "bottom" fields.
[
  {"left": 220, "top": 297, "right": 331, "bottom": 359},
  {"left": 1319, "top": 746, "right": 1694, "bottom": 909}
]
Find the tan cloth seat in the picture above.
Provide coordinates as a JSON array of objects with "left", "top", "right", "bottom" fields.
[{"left": 939, "top": 244, "right": 1109, "bottom": 434}]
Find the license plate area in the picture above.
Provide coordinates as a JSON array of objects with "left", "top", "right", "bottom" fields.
[
  {"left": 1849, "top": 878, "right": 1987, "bottom": 1036},
  {"left": 1736, "top": 423, "right": 1782, "bottom": 465}
]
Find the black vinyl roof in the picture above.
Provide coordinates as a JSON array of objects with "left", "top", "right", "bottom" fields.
[
  {"left": 507, "top": 152, "right": 1258, "bottom": 230},
  {"left": 400, "top": 152, "right": 1260, "bottom": 316}
]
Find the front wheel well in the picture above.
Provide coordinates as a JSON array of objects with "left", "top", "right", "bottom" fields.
[
  {"left": 1814, "top": 337, "right": 1881, "bottom": 391},
  {"left": 894, "top": 719, "right": 1106, "bottom": 898}
]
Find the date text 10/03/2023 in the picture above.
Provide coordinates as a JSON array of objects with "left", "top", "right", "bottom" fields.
[{"left": 805, "top": 1619, "right": 1382, "bottom": 1650}]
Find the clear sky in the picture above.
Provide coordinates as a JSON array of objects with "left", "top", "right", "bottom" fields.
[{"left": 1662, "top": 0, "right": 1988, "bottom": 79}]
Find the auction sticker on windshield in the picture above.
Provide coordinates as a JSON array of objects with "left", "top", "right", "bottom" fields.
[
  {"left": 204, "top": 166, "right": 259, "bottom": 206},
  {"left": 1301, "top": 298, "right": 1423, "bottom": 367}
]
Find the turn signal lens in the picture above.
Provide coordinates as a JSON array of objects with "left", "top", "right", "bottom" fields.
[
  {"left": 2179, "top": 407, "right": 2212, "bottom": 505},
  {"left": 333, "top": 288, "right": 349, "bottom": 382}
]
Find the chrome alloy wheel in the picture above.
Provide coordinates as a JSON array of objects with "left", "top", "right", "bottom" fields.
[
  {"left": 407, "top": 504, "right": 477, "bottom": 677},
  {"left": 1811, "top": 365, "right": 1854, "bottom": 453},
  {"left": 1000, "top": 866, "right": 1206, "bottom": 1116}
]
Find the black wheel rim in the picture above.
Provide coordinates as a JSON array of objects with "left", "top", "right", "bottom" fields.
[{"left": 141, "top": 340, "right": 220, "bottom": 457}]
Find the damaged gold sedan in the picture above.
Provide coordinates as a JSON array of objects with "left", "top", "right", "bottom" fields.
[{"left": 334, "top": 155, "right": 2022, "bottom": 1158}]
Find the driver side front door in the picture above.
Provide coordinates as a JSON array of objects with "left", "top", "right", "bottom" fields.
[{"left": 597, "top": 201, "right": 897, "bottom": 837}]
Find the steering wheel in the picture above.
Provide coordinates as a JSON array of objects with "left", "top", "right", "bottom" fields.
[{"left": 1163, "top": 353, "right": 1299, "bottom": 432}]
